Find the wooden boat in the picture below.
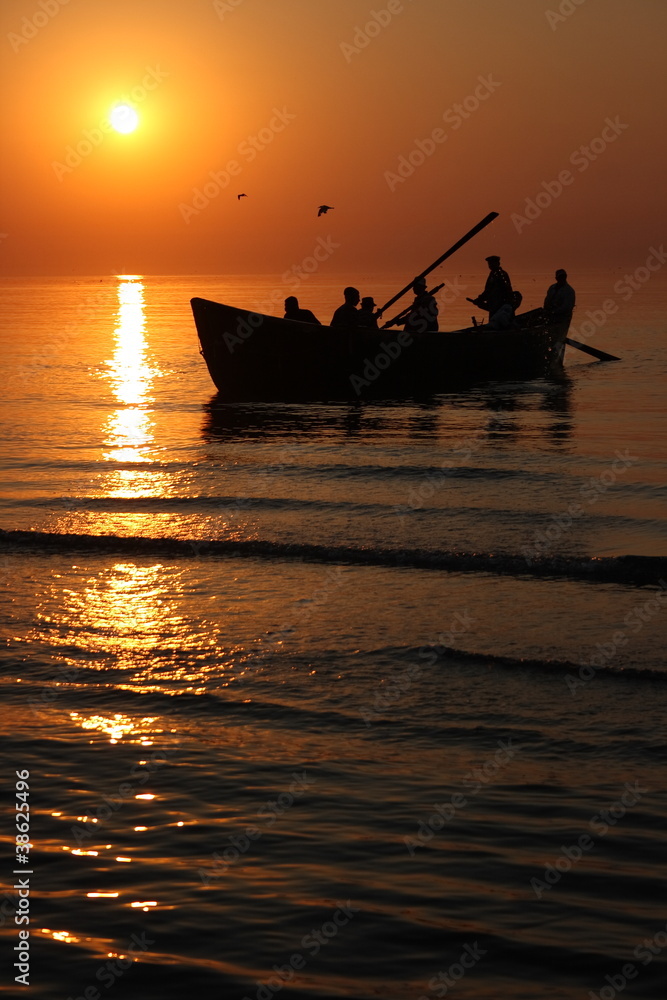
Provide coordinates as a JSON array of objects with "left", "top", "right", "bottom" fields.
[{"left": 191, "top": 297, "right": 570, "bottom": 400}]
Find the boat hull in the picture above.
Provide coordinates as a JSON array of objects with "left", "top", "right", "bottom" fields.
[{"left": 191, "top": 298, "right": 569, "bottom": 400}]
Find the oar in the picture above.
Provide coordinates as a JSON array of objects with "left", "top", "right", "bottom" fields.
[
  {"left": 377, "top": 211, "right": 499, "bottom": 324},
  {"left": 565, "top": 337, "right": 620, "bottom": 362},
  {"left": 383, "top": 283, "right": 444, "bottom": 328}
]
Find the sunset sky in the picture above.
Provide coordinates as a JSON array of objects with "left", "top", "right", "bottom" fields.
[{"left": 1, "top": 0, "right": 665, "bottom": 275}]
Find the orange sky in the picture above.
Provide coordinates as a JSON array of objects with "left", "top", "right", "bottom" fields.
[{"left": 0, "top": 0, "right": 665, "bottom": 275}]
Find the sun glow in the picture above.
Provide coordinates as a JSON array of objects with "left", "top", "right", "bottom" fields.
[{"left": 110, "top": 104, "right": 139, "bottom": 134}]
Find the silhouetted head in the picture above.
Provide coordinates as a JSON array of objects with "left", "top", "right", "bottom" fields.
[
  {"left": 284, "top": 296, "right": 299, "bottom": 313},
  {"left": 343, "top": 286, "right": 360, "bottom": 305},
  {"left": 485, "top": 255, "right": 501, "bottom": 270},
  {"left": 360, "top": 296, "right": 376, "bottom": 311},
  {"left": 555, "top": 269, "right": 567, "bottom": 283},
  {"left": 512, "top": 291, "right": 523, "bottom": 309},
  {"left": 413, "top": 277, "right": 427, "bottom": 294}
]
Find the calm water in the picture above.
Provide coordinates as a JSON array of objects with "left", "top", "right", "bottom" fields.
[{"left": 1, "top": 273, "right": 666, "bottom": 1000}]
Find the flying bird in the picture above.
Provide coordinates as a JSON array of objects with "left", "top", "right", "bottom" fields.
[
  {"left": 317, "top": 205, "right": 334, "bottom": 216},
  {"left": 237, "top": 193, "right": 248, "bottom": 200}
]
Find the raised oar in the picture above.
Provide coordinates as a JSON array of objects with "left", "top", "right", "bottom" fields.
[
  {"left": 383, "top": 283, "right": 444, "bottom": 328},
  {"left": 377, "top": 211, "right": 499, "bottom": 325},
  {"left": 565, "top": 337, "right": 620, "bottom": 362}
]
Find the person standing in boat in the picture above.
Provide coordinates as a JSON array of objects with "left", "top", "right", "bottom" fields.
[
  {"left": 544, "top": 269, "right": 576, "bottom": 323},
  {"left": 403, "top": 277, "right": 439, "bottom": 334},
  {"left": 473, "top": 255, "right": 513, "bottom": 319},
  {"left": 331, "top": 286, "right": 361, "bottom": 327},
  {"left": 284, "top": 296, "right": 321, "bottom": 324},
  {"left": 357, "top": 296, "right": 380, "bottom": 329}
]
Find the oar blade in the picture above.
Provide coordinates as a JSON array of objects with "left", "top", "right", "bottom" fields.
[{"left": 565, "top": 337, "right": 620, "bottom": 362}]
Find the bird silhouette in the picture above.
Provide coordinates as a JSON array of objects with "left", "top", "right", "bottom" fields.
[
  {"left": 237, "top": 193, "right": 248, "bottom": 200},
  {"left": 317, "top": 205, "right": 334, "bottom": 216}
]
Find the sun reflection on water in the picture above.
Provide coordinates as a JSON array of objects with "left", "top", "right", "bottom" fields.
[
  {"left": 41, "top": 929, "right": 81, "bottom": 945},
  {"left": 69, "top": 709, "right": 160, "bottom": 743},
  {"left": 103, "top": 276, "right": 155, "bottom": 465}
]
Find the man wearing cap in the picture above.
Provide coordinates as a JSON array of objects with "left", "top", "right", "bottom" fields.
[
  {"left": 473, "top": 256, "right": 513, "bottom": 319},
  {"left": 358, "top": 296, "right": 379, "bottom": 329},
  {"left": 544, "top": 269, "right": 576, "bottom": 324},
  {"left": 404, "top": 277, "right": 439, "bottom": 334}
]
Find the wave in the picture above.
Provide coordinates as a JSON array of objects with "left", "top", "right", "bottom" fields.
[
  {"left": 0, "top": 494, "right": 384, "bottom": 514},
  {"left": 410, "top": 641, "right": 667, "bottom": 682},
  {"left": 1, "top": 527, "right": 666, "bottom": 586}
]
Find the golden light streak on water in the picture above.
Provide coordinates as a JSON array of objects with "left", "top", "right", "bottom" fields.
[
  {"left": 44, "top": 930, "right": 81, "bottom": 944},
  {"left": 69, "top": 708, "right": 159, "bottom": 742},
  {"left": 103, "top": 276, "right": 155, "bottom": 465},
  {"left": 99, "top": 276, "right": 174, "bottom": 517}
]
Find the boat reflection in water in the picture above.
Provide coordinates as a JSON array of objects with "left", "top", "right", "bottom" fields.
[{"left": 201, "top": 372, "right": 573, "bottom": 452}]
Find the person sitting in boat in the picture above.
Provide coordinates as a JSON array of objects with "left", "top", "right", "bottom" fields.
[
  {"left": 357, "top": 296, "right": 379, "bottom": 329},
  {"left": 544, "top": 269, "right": 576, "bottom": 323},
  {"left": 472, "top": 255, "right": 513, "bottom": 317},
  {"left": 403, "top": 277, "right": 439, "bottom": 334},
  {"left": 284, "top": 296, "right": 321, "bottom": 324},
  {"left": 331, "top": 286, "right": 361, "bottom": 327},
  {"left": 488, "top": 291, "right": 523, "bottom": 330}
]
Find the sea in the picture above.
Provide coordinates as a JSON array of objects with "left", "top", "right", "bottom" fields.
[{"left": 0, "top": 271, "right": 666, "bottom": 1000}]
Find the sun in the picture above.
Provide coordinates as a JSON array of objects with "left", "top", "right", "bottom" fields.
[{"left": 110, "top": 104, "right": 139, "bottom": 134}]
